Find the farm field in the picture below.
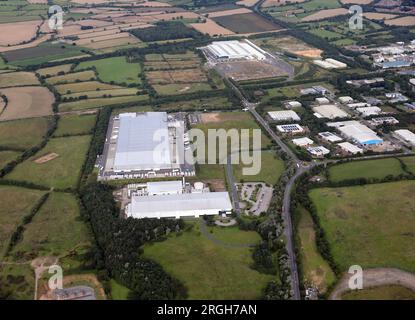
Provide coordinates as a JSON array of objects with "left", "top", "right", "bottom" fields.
[
  {"left": 296, "top": 206, "right": 335, "bottom": 293},
  {"left": 212, "top": 12, "right": 282, "bottom": 34},
  {"left": 0, "top": 117, "right": 51, "bottom": 150},
  {"left": 309, "top": 181, "right": 415, "bottom": 273},
  {"left": 0, "top": 185, "right": 45, "bottom": 258},
  {"left": 233, "top": 150, "right": 284, "bottom": 185},
  {"left": 0, "top": 263, "right": 35, "bottom": 300},
  {"left": 54, "top": 114, "right": 97, "bottom": 137},
  {"left": 156, "top": 96, "right": 234, "bottom": 111},
  {"left": 37, "top": 64, "right": 73, "bottom": 77},
  {"left": 328, "top": 158, "right": 406, "bottom": 182},
  {"left": 400, "top": 156, "right": 415, "bottom": 174},
  {"left": 45, "top": 70, "right": 97, "bottom": 85},
  {"left": 0, "top": 71, "right": 39, "bottom": 88},
  {"left": 152, "top": 83, "right": 211, "bottom": 95},
  {"left": 253, "top": 35, "right": 322, "bottom": 58},
  {"left": 5, "top": 135, "right": 92, "bottom": 189},
  {"left": 301, "top": 8, "right": 349, "bottom": 22},
  {"left": 9, "top": 192, "right": 92, "bottom": 261},
  {"left": 55, "top": 81, "right": 121, "bottom": 94},
  {"left": 341, "top": 285, "right": 415, "bottom": 300},
  {"left": 143, "top": 221, "right": 273, "bottom": 299},
  {"left": 0, "top": 86, "right": 54, "bottom": 121},
  {"left": 0, "top": 150, "right": 20, "bottom": 169},
  {"left": 58, "top": 95, "right": 149, "bottom": 112},
  {"left": 75, "top": 56, "right": 142, "bottom": 85},
  {"left": 62, "top": 88, "right": 140, "bottom": 100}
]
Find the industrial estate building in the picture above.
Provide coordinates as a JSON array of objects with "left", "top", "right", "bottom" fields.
[
  {"left": 98, "top": 112, "right": 195, "bottom": 180},
  {"left": 338, "top": 142, "right": 364, "bottom": 154},
  {"left": 276, "top": 124, "right": 304, "bottom": 134},
  {"left": 313, "top": 105, "right": 349, "bottom": 119},
  {"left": 318, "top": 131, "right": 342, "bottom": 143},
  {"left": 125, "top": 180, "right": 232, "bottom": 219},
  {"left": 292, "top": 137, "right": 314, "bottom": 147},
  {"left": 328, "top": 120, "right": 383, "bottom": 145},
  {"left": 393, "top": 129, "right": 415, "bottom": 147},
  {"left": 268, "top": 110, "right": 301, "bottom": 122},
  {"left": 204, "top": 39, "right": 267, "bottom": 61}
]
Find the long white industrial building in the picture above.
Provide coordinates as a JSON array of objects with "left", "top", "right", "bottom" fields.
[
  {"left": 126, "top": 192, "right": 233, "bottom": 219},
  {"left": 328, "top": 120, "right": 383, "bottom": 145},
  {"left": 205, "top": 40, "right": 266, "bottom": 60}
]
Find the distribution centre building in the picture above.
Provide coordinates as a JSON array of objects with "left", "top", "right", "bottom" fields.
[{"left": 327, "top": 120, "right": 383, "bottom": 145}]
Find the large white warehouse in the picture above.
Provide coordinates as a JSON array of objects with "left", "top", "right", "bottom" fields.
[
  {"left": 126, "top": 192, "right": 233, "bottom": 219},
  {"left": 205, "top": 40, "right": 266, "bottom": 61},
  {"left": 328, "top": 120, "right": 383, "bottom": 145}
]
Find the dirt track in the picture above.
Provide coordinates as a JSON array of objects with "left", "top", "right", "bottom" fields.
[{"left": 330, "top": 268, "right": 415, "bottom": 300}]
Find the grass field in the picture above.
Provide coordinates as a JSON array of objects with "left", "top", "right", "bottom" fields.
[
  {"left": 110, "top": 279, "right": 131, "bottom": 300},
  {"left": 58, "top": 95, "right": 149, "bottom": 112},
  {"left": 45, "top": 70, "right": 96, "bottom": 85},
  {"left": 0, "top": 263, "right": 35, "bottom": 299},
  {"left": 0, "top": 185, "right": 45, "bottom": 258},
  {"left": 297, "top": 206, "right": 335, "bottom": 293},
  {"left": 0, "top": 71, "right": 39, "bottom": 87},
  {"left": 75, "top": 56, "right": 142, "bottom": 85},
  {"left": 0, "top": 150, "right": 20, "bottom": 169},
  {"left": 233, "top": 150, "right": 284, "bottom": 185},
  {"left": 143, "top": 221, "right": 273, "bottom": 299},
  {"left": 400, "top": 156, "right": 415, "bottom": 174},
  {"left": 10, "top": 192, "right": 92, "bottom": 261},
  {"left": 62, "top": 88, "right": 140, "bottom": 100},
  {"left": 54, "top": 114, "right": 97, "bottom": 137},
  {"left": 328, "top": 158, "right": 406, "bottom": 182},
  {"left": 6, "top": 135, "right": 91, "bottom": 189},
  {"left": 341, "top": 285, "right": 415, "bottom": 300},
  {"left": 0, "top": 117, "right": 51, "bottom": 150},
  {"left": 37, "top": 64, "right": 73, "bottom": 77},
  {"left": 309, "top": 181, "right": 415, "bottom": 273}
]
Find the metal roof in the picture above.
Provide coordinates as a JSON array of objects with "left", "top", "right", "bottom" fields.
[{"left": 113, "top": 112, "right": 172, "bottom": 171}]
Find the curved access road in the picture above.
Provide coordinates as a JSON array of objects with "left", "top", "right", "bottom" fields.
[{"left": 329, "top": 268, "right": 415, "bottom": 300}]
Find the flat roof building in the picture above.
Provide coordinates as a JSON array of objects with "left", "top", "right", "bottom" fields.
[
  {"left": 127, "top": 192, "right": 233, "bottom": 219},
  {"left": 370, "top": 117, "right": 399, "bottom": 126},
  {"left": 338, "top": 142, "right": 363, "bottom": 154},
  {"left": 205, "top": 40, "right": 266, "bottom": 61},
  {"left": 285, "top": 101, "right": 302, "bottom": 109},
  {"left": 268, "top": 110, "right": 300, "bottom": 122},
  {"left": 313, "top": 105, "right": 349, "bottom": 119},
  {"left": 307, "top": 146, "right": 330, "bottom": 157},
  {"left": 393, "top": 129, "right": 415, "bottom": 146},
  {"left": 292, "top": 137, "right": 314, "bottom": 147},
  {"left": 318, "top": 131, "right": 342, "bottom": 143},
  {"left": 99, "top": 112, "right": 195, "bottom": 180},
  {"left": 316, "top": 97, "right": 330, "bottom": 105},
  {"left": 356, "top": 106, "right": 382, "bottom": 116},
  {"left": 276, "top": 124, "right": 304, "bottom": 134},
  {"left": 338, "top": 96, "right": 354, "bottom": 104},
  {"left": 328, "top": 120, "right": 383, "bottom": 145}
]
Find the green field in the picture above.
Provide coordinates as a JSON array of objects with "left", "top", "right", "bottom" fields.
[
  {"left": 54, "top": 114, "right": 97, "bottom": 137},
  {"left": 55, "top": 81, "right": 121, "bottom": 94},
  {"left": 341, "top": 285, "right": 415, "bottom": 300},
  {"left": 76, "top": 56, "right": 142, "bottom": 85},
  {"left": 10, "top": 192, "right": 92, "bottom": 261},
  {"left": 0, "top": 117, "right": 51, "bottom": 150},
  {"left": 328, "top": 158, "right": 406, "bottom": 182},
  {"left": 110, "top": 279, "right": 131, "bottom": 300},
  {"left": 0, "top": 263, "right": 35, "bottom": 300},
  {"left": 309, "top": 181, "right": 415, "bottom": 273},
  {"left": 6, "top": 135, "right": 91, "bottom": 189},
  {"left": 233, "top": 150, "right": 284, "bottom": 185},
  {"left": 58, "top": 95, "right": 149, "bottom": 112},
  {"left": 401, "top": 156, "right": 415, "bottom": 174},
  {"left": 143, "top": 221, "right": 273, "bottom": 299},
  {"left": 0, "top": 186, "right": 45, "bottom": 258},
  {"left": 62, "top": 88, "right": 140, "bottom": 100},
  {"left": 0, "top": 150, "right": 20, "bottom": 169},
  {"left": 297, "top": 206, "right": 335, "bottom": 293},
  {"left": 45, "top": 70, "right": 96, "bottom": 85}
]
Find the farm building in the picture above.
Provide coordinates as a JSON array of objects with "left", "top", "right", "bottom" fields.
[
  {"left": 307, "top": 146, "right": 330, "bottom": 157},
  {"left": 312, "top": 105, "right": 349, "bottom": 119},
  {"left": 204, "top": 39, "right": 266, "bottom": 61},
  {"left": 126, "top": 192, "right": 233, "bottom": 219},
  {"left": 318, "top": 132, "right": 342, "bottom": 143},
  {"left": 393, "top": 129, "right": 415, "bottom": 146},
  {"left": 356, "top": 106, "right": 382, "bottom": 116},
  {"left": 99, "top": 112, "right": 195, "bottom": 180},
  {"left": 268, "top": 110, "right": 300, "bottom": 122},
  {"left": 292, "top": 137, "right": 314, "bottom": 147},
  {"left": 337, "top": 142, "right": 363, "bottom": 154},
  {"left": 276, "top": 124, "right": 304, "bottom": 134},
  {"left": 327, "top": 120, "right": 383, "bottom": 145}
]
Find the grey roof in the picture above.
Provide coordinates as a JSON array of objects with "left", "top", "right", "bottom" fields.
[
  {"left": 129, "top": 192, "right": 232, "bottom": 218},
  {"left": 113, "top": 112, "right": 172, "bottom": 171}
]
